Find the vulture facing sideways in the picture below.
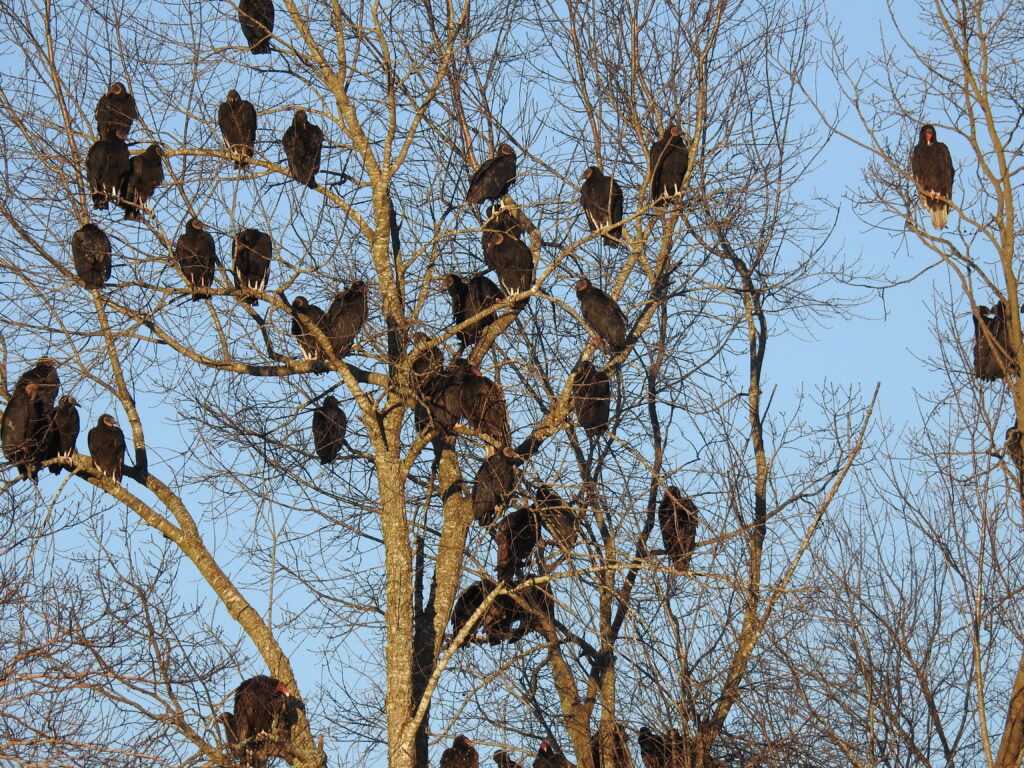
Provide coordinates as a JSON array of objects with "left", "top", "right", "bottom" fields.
[
  {"left": 466, "top": 143, "right": 517, "bottom": 205},
  {"left": 493, "top": 507, "right": 539, "bottom": 582},
  {"left": 219, "top": 90, "right": 257, "bottom": 168},
  {"left": 290, "top": 296, "right": 327, "bottom": 360},
  {"left": 312, "top": 395, "right": 347, "bottom": 464},
  {"left": 649, "top": 125, "right": 689, "bottom": 202},
  {"left": 238, "top": 0, "right": 275, "bottom": 54},
  {"left": 233, "top": 228, "right": 272, "bottom": 305},
  {"left": 283, "top": 110, "right": 323, "bottom": 188},
  {"left": 445, "top": 273, "right": 502, "bottom": 346},
  {"left": 658, "top": 486, "right": 699, "bottom": 571},
  {"left": 973, "top": 301, "right": 1017, "bottom": 381},
  {"left": 535, "top": 743, "right": 575, "bottom": 768},
  {"left": 229, "top": 675, "right": 297, "bottom": 768},
  {"left": 175, "top": 219, "right": 217, "bottom": 300},
  {"left": 580, "top": 166, "right": 624, "bottom": 245},
  {"left": 88, "top": 414, "right": 126, "bottom": 482},
  {"left": 324, "top": 281, "right": 368, "bottom": 358},
  {"left": 48, "top": 395, "right": 80, "bottom": 473},
  {"left": 576, "top": 278, "right": 627, "bottom": 353},
  {"left": 71, "top": 223, "right": 112, "bottom": 289},
  {"left": 119, "top": 144, "right": 165, "bottom": 221},
  {"left": 483, "top": 232, "right": 533, "bottom": 297},
  {"left": 95, "top": 82, "right": 138, "bottom": 138},
  {"left": 86, "top": 129, "right": 131, "bottom": 210},
  {"left": 910, "top": 123, "right": 954, "bottom": 229},
  {"left": 441, "top": 735, "right": 479, "bottom": 768},
  {"left": 571, "top": 360, "right": 611, "bottom": 437},
  {"left": 452, "top": 360, "right": 511, "bottom": 450}
]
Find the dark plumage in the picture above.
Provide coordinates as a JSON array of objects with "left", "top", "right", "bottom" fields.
[
  {"left": 494, "top": 751, "right": 525, "bottom": 768},
  {"left": 649, "top": 125, "right": 689, "bottom": 202},
  {"left": 175, "top": 219, "right": 217, "bottom": 300},
  {"left": 591, "top": 725, "right": 631, "bottom": 768},
  {"left": 312, "top": 395, "right": 347, "bottom": 464},
  {"left": 324, "top": 281, "right": 368, "bottom": 358},
  {"left": 414, "top": 360, "right": 462, "bottom": 437},
  {"left": 511, "top": 583, "right": 553, "bottom": 637},
  {"left": 658, "top": 487, "right": 698, "bottom": 571},
  {"left": 535, "top": 743, "right": 574, "bottom": 768},
  {"left": 282, "top": 110, "right": 323, "bottom": 188},
  {"left": 119, "top": 143, "right": 164, "bottom": 221},
  {"left": 483, "top": 232, "right": 533, "bottom": 296},
  {"left": 441, "top": 736, "right": 479, "bottom": 768},
  {"left": 910, "top": 124, "right": 954, "bottom": 229},
  {"left": 482, "top": 204, "right": 528, "bottom": 248},
  {"left": 95, "top": 82, "right": 137, "bottom": 139},
  {"left": 493, "top": 507, "right": 539, "bottom": 581},
  {"left": 238, "top": 0, "right": 275, "bottom": 54},
  {"left": 638, "top": 728, "right": 688, "bottom": 768},
  {"left": 576, "top": 278, "right": 627, "bottom": 352},
  {"left": 571, "top": 360, "right": 611, "bottom": 437},
  {"left": 580, "top": 166, "right": 624, "bottom": 245},
  {"left": 47, "top": 394, "right": 80, "bottom": 473},
  {"left": 1008, "top": 421, "right": 1024, "bottom": 495},
  {"left": 2, "top": 362, "right": 60, "bottom": 481},
  {"left": 408, "top": 332, "right": 443, "bottom": 394},
  {"left": 86, "top": 129, "right": 131, "bottom": 210},
  {"left": 290, "top": 296, "right": 327, "bottom": 360},
  {"left": 450, "top": 579, "right": 494, "bottom": 639},
  {"left": 466, "top": 143, "right": 516, "bottom": 205},
  {"left": 88, "top": 414, "right": 126, "bottom": 482},
  {"left": 454, "top": 360, "right": 510, "bottom": 450},
  {"left": 533, "top": 484, "right": 577, "bottom": 551},
  {"left": 233, "top": 228, "right": 272, "bottom": 305},
  {"left": 471, "top": 447, "right": 520, "bottom": 525},
  {"left": 232, "top": 675, "right": 292, "bottom": 768},
  {"left": 219, "top": 90, "right": 257, "bottom": 168},
  {"left": 974, "top": 302, "right": 1015, "bottom": 381},
  {"left": 445, "top": 273, "right": 502, "bottom": 346},
  {"left": 71, "top": 223, "right": 112, "bottom": 289}
]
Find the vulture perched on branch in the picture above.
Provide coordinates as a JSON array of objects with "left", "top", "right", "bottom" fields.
[
  {"left": 71, "top": 223, "right": 112, "bottom": 289},
  {"left": 910, "top": 123, "right": 954, "bottom": 229},
  {"left": 451, "top": 359, "right": 510, "bottom": 450},
  {"left": 283, "top": 110, "right": 323, "bottom": 188},
  {"left": 445, "top": 273, "right": 502, "bottom": 346},
  {"left": 229, "top": 675, "right": 296, "bottom": 768},
  {"left": 46, "top": 395, "right": 80, "bottom": 474},
  {"left": 95, "top": 82, "right": 137, "bottom": 138},
  {"left": 289, "top": 296, "right": 327, "bottom": 360},
  {"left": 534, "top": 743, "right": 575, "bottom": 768},
  {"left": 219, "top": 90, "right": 257, "bottom": 168},
  {"left": 312, "top": 395, "right": 347, "bottom": 464},
  {"left": 571, "top": 360, "right": 611, "bottom": 437},
  {"left": 580, "top": 165, "right": 624, "bottom": 245},
  {"left": 2, "top": 361, "right": 59, "bottom": 481},
  {"left": 88, "top": 414, "right": 126, "bottom": 482},
  {"left": 973, "top": 301, "right": 1017, "bottom": 381},
  {"left": 233, "top": 228, "right": 272, "bottom": 305},
  {"left": 576, "top": 278, "right": 627, "bottom": 353},
  {"left": 324, "top": 281, "right": 368, "bottom": 358},
  {"left": 533, "top": 484, "right": 578, "bottom": 551},
  {"left": 441, "top": 735, "right": 479, "bottom": 768},
  {"left": 466, "top": 143, "right": 516, "bottom": 204},
  {"left": 483, "top": 232, "right": 533, "bottom": 297},
  {"left": 494, "top": 507, "right": 539, "bottom": 582},
  {"left": 649, "top": 125, "right": 689, "bottom": 202},
  {"left": 238, "top": 0, "right": 274, "bottom": 54},
  {"left": 86, "top": 129, "right": 131, "bottom": 210},
  {"left": 175, "top": 219, "right": 217, "bottom": 300},
  {"left": 119, "top": 143, "right": 164, "bottom": 221},
  {"left": 471, "top": 447, "right": 520, "bottom": 525},
  {"left": 658, "top": 487, "right": 698, "bottom": 571}
]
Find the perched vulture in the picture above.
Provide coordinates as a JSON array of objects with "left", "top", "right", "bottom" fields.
[
  {"left": 452, "top": 360, "right": 510, "bottom": 449},
  {"left": 493, "top": 507, "right": 539, "bottom": 581},
  {"left": 219, "top": 90, "right": 257, "bottom": 168},
  {"left": 1, "top": 361, "right": 60, "bottom": 481},
  {"left": 571, "top": 360, "right": 611, "bottom": 437},
  {"left": 482, "top": 204, "right": 528, "bottom": 247},
  {"left": 231, "top": 675, "right": 293, "bottom": 768},
  {"left": 576, "top": 278, "right": 627, "bottom": 353},
  {"left": 312, "top": 395, "right": 347, "bottom": 464},
  {"left": 510, "top": 582, "right": 554, "bottom": 637},
  {"left": 638, "top": 728, "right": 689, "bottom": 768},
  {"left": 119, "top": 143, "right": 164, "bottom": 221},
  {"left": 1008, "top": 421, "right": 1024, "bottom": 494},
  {"left": 46, "top": 394, "right": 80, "bottom": 473},
  {"left": 533, "top": 484, "right": 577, "bottom": 551},
  {"left": 71, "top": 223, "right": 112, "bottom": 289},
  {"left": 408, "top": 332, "right": 443, "bottom": 395},
  {"left": 450, "top": 579, "right": 495, "bottom": 639},
  {"left": 580, "top": 166, "right": 623, "bottom": 245},
  {"left": 414, "top": 360, "right": 463, "bottom": 437},
  {"left": 238, "top": 0, "right": 275, "bottom": 54},
  {"left": 445, "top": 273, "right": 502, "bottom": 346},
  {"left": 658, "top": 487, "right": 698, "bottom": 571},
  {"left": 95, "top": 82, "right": 138, "bottom": 139},
  {"left": 649, "top": 125, "right": 689, "bottom": 202},
  {"left": 534, "top": 743, "right": 575, "bottom": 768},
  {"left": 494, "top": 751, "right": 526, "bottom": 768},
  {"left": 15, "top": 360, "right": 60, "bottom": 401},
  {"left": 290, "top": 296, "right": 327, "bottom": 360},
  {"left": 233, "top": 228, "right": 272, "bottom": 305},
  {"left": 441, "top": 735, "right": 479, "bottom": 768},
  {"left": 910, "top": 124, "right": 954, "bottom": 229},
  {"left": 282, "top": 110, "right": 323, "bottom": 188},
  {"left": 88, "top": 414, "right": 126, "bottom": 482},
  {"left": 175, "top": 219, "right": 217, "bottom": 300},
  {"left": 973, "top": 301, "right": 1016, "bottom": 381},
  {"left": 483, "top": 232, "right": 533, "bottom": 297},
  {"left": 466, "top": 143, "right": 516, "bottom": 205},
  {"left": 324, "top": 281, "right": 368, "bottom": 358},
  {"left": 590, "top": 723, "right": 631, "bottom": 768},
  {"left": 471, "top": 447, "right": 520, "bottom": 525},
  {"left": 86, "top": 129, "right": 131, "bottom": 210}
]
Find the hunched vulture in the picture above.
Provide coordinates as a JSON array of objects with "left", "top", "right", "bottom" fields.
[
  {"left": 576, "top": 278, "right": 627, "bottom": 353},
  {"left": 88, "top": 414, "right": 126, "bottom": 482},
  {"left": 482, "top": 204, "right": 528, "bottom": 247},
  {"left": 493, "top": 507, "right": 539, "bottom": 582},
  {"left": 658, "top": 487, "right": 698, "bottom": 571},
  {"left": 471, "top": 447, "right": 520, "bottom": 525},
  {"left": 414, "top": 360, "right": 463, "bottom": 437},
  {"left": 290, "top": 296, "right": 327, "bottom": 360},
  {"left": 71, "top": 223, "right": 112, "bottom": 289},
  {"left": 571, "top": 360, "right": 611, "bottom": 437},
  {"left": 445, "top": 273, "right": 502, "bottom": 346},
  {"left": 533, "top": 483, "right": 578, "bottom": 551},
  {"left": 910, "top": 124, "right": 954, "bottom": 229},
  {"left": 47, "top": 394, "right": 80, "bottom": 474},
  {"left": 638, "top": 728, "right": 689, "bottom": 768},
  {"left": 451, "top": 359, "right": 510, "bottom": 450},
  {"left": 441, "top": 735, "right": 479, "bottom": 768},
  {"left": 494, "top": 751, "right": 526, "bottom": 768},
  {"left": 534, "top": 743, "right": 575, "bottom": 768},
  {"left": 95, "top": 82, "right": 137, "bottom": 139},
  {"left": 219, "top": 90, "right": 257, "bottom": 168},
  {"left": 649, "top": 125, "right": 689, "bottom": 202},
  {"left": 483, "top": 232, "right": 533, "bottom": 297},
  {"left": 590, "top": 723, "right": 631, "bottom": 768},
  {"left": 312, "top": 395, "right": 347, "bottom": 464},
  {"left": 1, "top": 361, "right": 60, "bottom": 481},
  {"left": 86, "top": 129, "right": 131, "bottom": 210},
  {"left": 119, "top": 143, "right": 164, "bottom": 221},
  {"left": 973, "top": 301, "right": 1016, "bottom": 381},
  {"left": 466, "top": 143, "right": 516, "bottom": 205},
  {"left": 408, "top": 331, "right": 443, "bottom": 395},
  {"left": 238, "top": 0, "right": 274, "bottom": 54},
  {"left": 175, "top": 219, "right": 217, "bottom": 300},
  {"left": 282, "top": 110, "right": 323, "bottom": 188},
  {"left": 580, "top": 166, "right": 623, "bottom": 245},
  {"left": 231, "top": 675, "right": 293, "bottom": 768},
  {"left": 324, "top": 281, "right": 368, "bottom": 358},
  {"left": 233, "top": 228, "right": 272, "bottom": 305},
  {"left": 450, "top": 579, "right": 494, "bottom": 640}
]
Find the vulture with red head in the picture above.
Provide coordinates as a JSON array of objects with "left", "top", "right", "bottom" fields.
[
  {"left": 95, "top": 82, "right": 137, "bottom": 138},
  {"left": 231, "top": 675, "right": 293, "bottom": 768},
  {"left": 233, "top": 228, "right": 272, "bottom": 305},
  {"left": 534, "top": 743, "right": 574, "bottom": 768},
  {"left": 910, "top": 123, "right": 954, "bottom": 229},
  {"left": 238, "top": 0, "right": 274, "bottom": 54},
  {"left": 580, "top": 166, "right": 624, "bottom": 245},
  {"left": 71, "top": 223, "right": 112, "bottom": 289},
  {"left": 441, "top": 735, "right": 479, "bottom": 768},
  {"left": 283, "top": 110, "right": 323, "bottom": 188},
  {"left": 451, "top": 359, "right": 510, "bottom": 449},
  {"left": 466, "top": 143, "right": 517, "bottom": 205},
  {"left": 219, "top": 90, "right": 257, "bottom": 168},
  {"left": 175, "top": 219, "right": 217, "bottom": 300}
]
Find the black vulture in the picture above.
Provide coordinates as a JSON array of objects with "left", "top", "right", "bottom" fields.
[
  {"left": 466, "top": 143, "right": 516, "bottom": 204},
  {"left": 232, "top": 675, "right": 292, "bottom": 768},
  {"left": 48, "top": 394, "right": 80, "bottom": 473},
  {"left": 233, "top": 228, "right": 272, "bottom": 305},
  {"left": 324, "top": 281, "right": 368, "bottom": 358},
  {"left": 649, "top": 125, "right": 689, "bottom": 202},
  {"left": 282, "top": 110, "right": 323, "bottom": 188},
  {"left": 88, "top": 414, "right": 126, "bottom": 482},
  {"left": 452, "top": 360, "right": 510, "bottom": 450},
  {"left": 493, "top": 507, "right": 539, "bottom": 582},
  {"left": 910, "top": 124, "right": 954, "bottom": 229},
  {"left": 312, "top": 395, "right": 347, "bottom": 464},
  {"left": 290, "top": 296, "right": 327, "bottom": 360},
  {"left": 658, "top": 487, "right": 698, "bottom": 571},
  {"left": 533, "top": 483, "right": 577, "bottom": 551},
  {"left": 580, "top": 166, "right": 623, "bottom": 245},
  {"left": 534, "top": 743, "right": 574, "bottom": 768},
  {"left": 219, "top": 90, "right": 257, "bottom": 168},
  {"left": 71, "top": 223, "right": 112, "bottom": 289},
  {"left": 95, "top": 82, "right": 137, "bottom": 139},
  {"left": 471, "top": 446, "right": 520, "bottom": 525},
  {"left": 494, "top": 751, "right": 526, "bottom": 768},
  {"left": 86, "top": 129, "right": 131, "bottom": 210},
  {"left": 441, "top": 735, "right": 479, "bottom": 768},
  {"left": 238, "top": 0, "right": 274, "bottom": 54},
  {"left": 482, "top": 204, "right": 528, "bottom": 248},
  {"left": 571, "top": 360, "right": 611, "bottom": 437},
  {"left": 445, "top": 273, "right": 501, "bottom": 346},
  {"left": 119, "top": 143, "right": 164, "bottom": 221},
  {"left": 175, "top": 219, "right": 217, "bottom": 300},
  {"left": 973, "top": 301, "right": 1016, "bottom": 380},
  {"left": 1, "top": 362, "right": 60, "bottom": 481},
  {"left": 576, "top": 278, "right": 627, "bottom": 353},
  {"left": 483, "top": 232, "right": 533, "bottom": 297}
]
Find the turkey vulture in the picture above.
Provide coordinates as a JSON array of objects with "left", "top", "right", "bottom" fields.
[
  {"left": 312, "top": 395, "right": 347, "bottom": 464},
  {"left": 482, "top": 204, "right": 528, "bottom": 247},
  {"left": 231, "top": 675, "right": 293, "bottom": 768},
  {"left": 638, "top": 728, "right": 688, "bottom": 768},
  {"left": 450, "top": 579, "right": 520, "bottom": 644},
  {"left": 494, "top": 507, "right": 539, "bottom": 581},
  {"left": 1008, "top": 422, "right": 1024, "bottom": 494},
  {"left": 1, "top": 361, "right": 60, "bottom": 481},
  {"left": 86, "top": 129, "right": 131, "bottom": 210},
  {"left": 533, "top": 483, "right": 577, "bottom": 551},
  {"left": 649, "top": 125, "right": 689, "bottom": 202},
  {"left": 483, "top": 232, "right": 533, "bottom": 296},
  {"left": 119, "top": 143, "right": 164, "bottom": 220},
  {"left": 571, "top": 360, "right": 611, "bottom": 437},
  {"left": 576, "top": 278, "right": 627, "bottom": 352},
  {"left": 534, "top": 742, "right": 574, "bottom": 768},
  {"left": 290, "top": 296, "right": 327, "bottom": 360},
  {"left": 658, "top": 487, "right": 698, "bottom": 571},
  {"left": 494, "top": 751, "right": 526, "bottom": 768},
  {"left": 95, "top": 82, "right": 137, "bottom": 139},
  {"left": 414, "top": 360, "right": 462, "bottom": 437},
  {"left": 233, "top": 228, "right": 272, "bottom": 305},
  {"left": 441, "top": 735, "right": 479, "bottom": 768},
  {"left": 471, "top": 447, "right": 520, "bottom": 525},
  {"left": 46, "top": 394, "right": 80, "bottom": 474},
  {"left": 580, "top": 166, "right": 624, "bottom": 245},
  {"left": 71, "top": 223, "right": 112, "bottom": 289},
  {"left": 910, "top": 124, "right": 954, "bottom": 229},
  {"left": 466, "top": 143, "right": 516, "bottom": 205},
  {"left": 175, "top": 219, "right": 217, "bottom": 299},
  {"left": 973, "top": 301, "right": 1016, "bottom": 380},
  {"left": 445, "top": 273, "right": 502, "bottom": 346},
  {"left": 450, "top": 579, "right": 494, "bottom": 639},
  {"left": 88, "top": 414, "right": 126, "bottom": 482},
  {"left": 219, "top": 90, "right": 257, "bottom": 168},
  {"left": 238, "top": 0, "right": 274, "bottom": 54},
  {"left": 282, "top": 110, "right": 323, "bottom": 188},
  {"left": 324, "top": 281, "right": 368, "bottom": 358},
  {"left": 453, "top": 360, "right": 510, "bottom": 450}
]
